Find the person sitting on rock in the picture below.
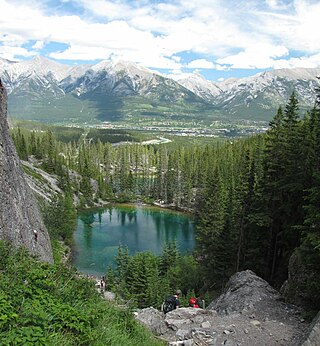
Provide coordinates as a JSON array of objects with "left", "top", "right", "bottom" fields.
[
  {"left": 163, "top": 289, "right": 181, "bottom": 313},
  {"left": 189, "top": 297, "right": 199, "bottom": 308}
]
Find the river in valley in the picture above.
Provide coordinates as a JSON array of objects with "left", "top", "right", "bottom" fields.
[{"left": 72, "top": 204, "right": 195, "bottom": 276}]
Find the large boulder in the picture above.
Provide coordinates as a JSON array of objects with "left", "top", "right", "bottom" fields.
[
  {"left": 0, "top": 79, "right": 53, "bottom": 263},
  {"left": 208, "top": 270, "right": 280, "bottom": 313},
  {"left": 207, "top": 269, "right": 291, "bottom": 320},
  {"left": 134, "top": 307, "right": 168, "bottom": 336},
  {"left": 281, "top": 250, "right": 318, "bottom": 311}
]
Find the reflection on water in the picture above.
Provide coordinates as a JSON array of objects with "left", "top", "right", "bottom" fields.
[{"left": 72, "top": 205, "right": 195, "bottom": 276}]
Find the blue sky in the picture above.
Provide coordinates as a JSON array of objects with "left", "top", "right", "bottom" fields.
[{"left": 1, "top": 0, "right": 320, "bottom": 81}]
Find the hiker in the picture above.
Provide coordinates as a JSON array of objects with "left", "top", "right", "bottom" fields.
[
  {"left": 100, "top": 277, "right": 105, "bottom": 292},
  {"left": 162, "top": 289, "right": 181, "bottom": 314},
  {"left": 33, "top": 229, "right": 38, "bottom": 242},
  {"left": 189, "top": 297, "right": 199, "bottom": 308}
]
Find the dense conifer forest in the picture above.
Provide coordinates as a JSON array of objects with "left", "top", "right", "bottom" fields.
[{"left": 9, "top": 87, "right": 320, "bottom": 317}]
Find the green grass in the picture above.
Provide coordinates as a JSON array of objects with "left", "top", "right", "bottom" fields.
[
  {"left": 22, "top": 165, "right": 48, "bottom": 185},
  {"left": 0, "top": 241, "right": 164, "bottom": 346}
]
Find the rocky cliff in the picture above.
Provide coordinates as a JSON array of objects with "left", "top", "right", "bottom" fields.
[{"left": 0, "top": 78, "right": 53, "bottom": 263}]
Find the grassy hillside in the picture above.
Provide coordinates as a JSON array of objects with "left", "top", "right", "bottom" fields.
[
  {"left": 8, "top": 93, "right": 99, "bottom": 124},
  {"left": 0, "top": 241, "right": 163, "bottom": 346}
]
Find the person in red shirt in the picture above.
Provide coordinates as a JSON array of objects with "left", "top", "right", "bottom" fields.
[{"left": 189, "top": 297, "right": 199, "bottom": 308}]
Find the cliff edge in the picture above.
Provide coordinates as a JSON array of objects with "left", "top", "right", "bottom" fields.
[{"left": 0, "top": 79, "right": 53, "bottom": 263}]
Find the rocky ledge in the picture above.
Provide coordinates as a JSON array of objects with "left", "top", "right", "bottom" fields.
[{"left": 135, "top": 270, "right": 316, "bottom": 346}]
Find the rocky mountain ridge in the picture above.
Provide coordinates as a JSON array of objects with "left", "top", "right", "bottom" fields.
[
  {"left": 177, "top": 68, "right": 320, "bottom": 118},
  {"left": 0, "top": 57, "right": 207, "bottom": 123},
  {"left": 0, "top": 57, "right": 319, "bottom": 123}
]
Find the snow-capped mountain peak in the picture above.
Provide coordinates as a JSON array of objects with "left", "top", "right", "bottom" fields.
[
  {"left": 177, "top": 73, "right": 222, "bottom": 100},
  {"left": 266, "top": 67, "right": 320, "bottom": 81},
  {"left": 1, "top": 56, "right": 71, "bottom": 82},
  {"left": 0, "top": 57, "right": 17, "bottom": 69},
  {"left": 91, "top": 59, "right": 155, "bottom": 80}
]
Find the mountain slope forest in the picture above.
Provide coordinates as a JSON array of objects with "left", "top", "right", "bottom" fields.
[{"left": 12, "top": 84, "right": 320, "bottom": 309}]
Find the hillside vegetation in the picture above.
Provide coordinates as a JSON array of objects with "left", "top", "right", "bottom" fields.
[{"left": 0, "top": 241, "right": 163, "bottom": 346}]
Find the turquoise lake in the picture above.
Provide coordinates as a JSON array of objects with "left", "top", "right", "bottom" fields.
[{"left": 72, "top": 204, "right": 195, "bottom": 276}]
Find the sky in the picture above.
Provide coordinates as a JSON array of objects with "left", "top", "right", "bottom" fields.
[{"left": 0, "top": 0, "right": 320, "bottom": 81}]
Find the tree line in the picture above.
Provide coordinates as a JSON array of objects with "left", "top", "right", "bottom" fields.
[{"left": 11, "top": 126, "right": 225, "bottom": 209}]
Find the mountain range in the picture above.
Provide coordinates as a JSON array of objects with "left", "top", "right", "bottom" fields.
[{"left": 0, "top": 56, "right": 319, "bottom": 125}]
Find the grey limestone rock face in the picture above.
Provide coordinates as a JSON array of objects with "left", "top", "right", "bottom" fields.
[
  {"left": 298, "top": 311, "right": 320, "bottom": 346},
  {"left": 0, "top": 79, "right": 53, "bottom": 263},
  {"left": 208, "top": 270, "right": 283, "bottom": 317},
  {"left": 134, "top": 307, "right": 168, "bottom": 336}
]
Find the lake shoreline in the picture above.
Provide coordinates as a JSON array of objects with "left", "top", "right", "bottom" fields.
[
  {"left": 72, "top": 203, "right": 196, "bottom": 276},
  {"left": 77, "top": 199, "right": 195, "bottom": 217}
]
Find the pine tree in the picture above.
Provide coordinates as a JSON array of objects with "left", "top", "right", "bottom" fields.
[
  {"left": 59, "top": 192, "right": 77, "bottom": 244},
  {"left": 29, "top": 130, "right": 37, "bottom": 156},
  {"left": 281, "top": 92, "right": 305, "bottom": 226},
  {"left": 115, "top": 243, "right": 130, "bottom": 281},
  {"left": 125, "top": 252, "right": 159, "bottom": 307},
  {"left": 196, "top": 166, "right": 228, "bottom": 283},
  {"left": 14, "top": 128, "right": 28, "bottom": 160},
  {"left": 260, "top": 106, "right": 289, "bottom": 282},
  {"left": 299, "top": 85, "right": 320, "bottom": 308},
  {"left": 42, "top": 130, "right": 56, "bottom": 173},
  {"left": 159, "top": 242, "right": 180, "bottom": 275},
  {"left": 79, "top": 150, "right": 93, "bottom": 204},
  {"left": 232, "top": 148, "right": 256, "bottom": 272}
]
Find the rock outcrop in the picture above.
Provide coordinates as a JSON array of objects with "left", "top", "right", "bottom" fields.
[
  {"left": 281, "top": 250, "right": 317, "bottom": 311},
  {"left": 299, "top": 311, "right": 320, "bottom": 346},
  {"left": 135, "top": 270, "right": 309, "bottom": 345},
  {"left": 0, "top": 79, "right": 53, "bottom": 263},
  {"left": 208, "top": 269, "right": 301, "bottom": 322}
]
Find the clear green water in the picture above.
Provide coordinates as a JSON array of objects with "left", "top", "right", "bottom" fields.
[{"left": 72, "top": 204, "right": 195, "bottom": 276}]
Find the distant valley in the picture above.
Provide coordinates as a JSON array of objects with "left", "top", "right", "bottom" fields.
[{"left": 1, "top": 57, "right": 319, "bottom": 135}]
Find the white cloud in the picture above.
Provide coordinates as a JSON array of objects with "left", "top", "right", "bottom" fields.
[
  {"left": 0, "top": 45, "right": 36, "bottom": 60},
  {"left": 217, "top": 43, "right": 289, "bottom": 69},
  {"left": 0, "top": 0, "right": 320, "bottom": 74},
  {"left": 49, "top": 45, "right": 111, "bottom": 61},
  {"left": 187, "top": 59, "right": 215, "bottom": 69},
  {"left": 255, "top": 0, "right": 320, "bottom": 53},
  {"left": 265, "top": 0, "right": 289, "bottom": 10},
  {"left": 32, "top": 40, "right": 44, "bottom": 50},
  {"left": 75, "top": 0, "right": 132, "bottom": 20},
  {"left": 272, "top": 53, "right": 320, "bottom": 69}
]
